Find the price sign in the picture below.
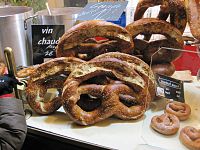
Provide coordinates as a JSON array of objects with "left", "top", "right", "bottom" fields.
[
  {"left": 77, "top": 1, "right": 128, "bottom": 21},
  {"left": 32, "top": 25, "right": 64, "bottom": 64},
  {"left": 155, "top": 74, "right": 185, "bottom": 102}
]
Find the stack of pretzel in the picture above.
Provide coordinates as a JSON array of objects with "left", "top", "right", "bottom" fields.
[
  {"left": 16, "top": 20, "right": 158, "bottom": 125},
  {"left": 127, "top": 0, "right": 187, "bottom": 76},
  {"left": 62, "top": 52, "right": 155, "bottom": 125},
  {"left": 17, "top": 0, "right": 200, "bottom": 125},
  {"left": 21, "top": 52, "right": 155, "bottom": 125}
]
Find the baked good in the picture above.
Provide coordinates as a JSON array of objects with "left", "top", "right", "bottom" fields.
[
  {"left": 134, "top": 0, "right": 187, "bottom": 34},
  {"left": 62, "top": 57, "right": 151, "bottom": 125},
  {"left": 26, "top": 57, "right": 84, "bottom": 114},
  {"left": 92, "top": 52, "right": 156, "bottom": 101},
  {"left": 151, "top": 62, "right": 176, "bottom": 76},
  {"left": 187, "top": 0, "right": 200, "bottom": 41},
  {"left": 125, "top": 18, "right": 184, "bottom": 64},
  {"left": 179, "top": 126, "right": 200, "bottom": 150},
  {"left": 17, "top": 65, "right": 39, "bottom": 78},
  {"left": 165, "top": 101, "right": 191, "bottom": 121},
  {"left": 56, "top": 20, "right": 134, "bottom": 60},
  {"left": 151, "top": 113, "right": 180, "bottom": 135}
]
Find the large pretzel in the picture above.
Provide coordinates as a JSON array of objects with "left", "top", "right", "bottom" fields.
[
  {"left": 56, "top": 20, "right": 134, "bottom": 60},
  {"left": 151, "top": 62, "right": 176, "bottom": 76},
  {"left": 125, "top": 18, "right": 184, "bottom": 64},
  {"left": 91, "top": 52, "right": 156, "bottom": 101},
  {"left": 187, "top": 0, "right": 200, "bottom": 41},
  {"left": 179, "top": 126, "right": 200, "bottom": 150},
  {"left": 62, "top": 58, "right": 150, "bottom": 125},
  {"left": 26, "top": 57, "right": 84, "bottom": 114},
  {"left": 17, "top": 65, "right": 39, "bottom": 78},
  {"left": 134, "top": 0, "right": 187, "bottom": 34}
]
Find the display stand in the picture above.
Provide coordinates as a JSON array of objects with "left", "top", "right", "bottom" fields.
[
  {"left": 25, "top": 79, "right": 199, "bottom": 150},
  {"left": 23, "top": 47, "right": 200, "bottom": 150}
]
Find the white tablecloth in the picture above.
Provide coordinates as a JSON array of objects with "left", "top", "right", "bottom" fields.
[{"left": 26, "top": 80, "right": 200, "bottom": 150}]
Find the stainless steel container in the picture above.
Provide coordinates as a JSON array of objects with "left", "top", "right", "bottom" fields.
[
  {"left": 25, "top": 7, "right": 83, "bottom": 64},
  {"left": 0, "top": 6, "right": 33, "bottom": 66},
  {"left": 35, "top": 7, "right": 83, "bottom": 31}
]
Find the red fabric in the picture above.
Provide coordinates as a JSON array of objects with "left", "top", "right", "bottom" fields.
[
  {"left": 0, "top": 94, "right": 13, "bottom": 99},
  {"left": 173, "top": 45, "right": 200, "bottom": 76}
]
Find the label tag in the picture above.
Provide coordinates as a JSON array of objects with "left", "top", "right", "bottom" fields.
[
  {"left": 32, "top": 25, "right": 65, "bottom": 64},
  {"left": 77, "top": 2, "right": 128, "bottom": 21},
  {"left": 155, "top": 73, "right": 185, "bottom": 102}
]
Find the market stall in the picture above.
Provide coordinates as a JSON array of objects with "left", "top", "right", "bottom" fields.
[
  {"left": 24, "top": 77, "right": 199, "bottom": 150},
  {"left": 0, "top": 0, "right": 200, "bottom": 150}
]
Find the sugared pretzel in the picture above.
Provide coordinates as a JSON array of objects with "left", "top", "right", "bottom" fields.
[
  {"left": 134, "top": 0, "right": 187, "bottom": 34},
  {"left": 187, "top": 0, "right": 200, "bottom": 41},
  {"left": 180, "top": 126, "right": 200, "bottom": 150},
  {"left": 165, "top": 101, "right": 191, "bottom": 121},
  {"left": 62, "top": 58, "right": 150, "bottom": 125},
  {"left": 91, "top": 52, "right": 156, "bottom": 101},
  {"left": 0, "top": 62, "right": 6, "bottom": 75},
  {"left": 125, "top": 18, "right": 184, "bottom": 63},
  {"left": 150, "top": 113, "right": 180, "bottom": 135},
  {"left": 56, "top": 20, "right": 134, "bottom": 60},
  {"left": 151, "top": 62, "right": 176, "bottom": 76},
  {"left": 26, "top": 57, "right": 84, "bottom": 114}
]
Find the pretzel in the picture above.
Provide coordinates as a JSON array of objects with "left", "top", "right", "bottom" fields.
[
  {"left": 165, "top": 101, "right": 191, "bottom": 121},
  {"left": 0, "top": 62, "right": 6, "bottom": 75},
  {"left": 125, "top": 18, "right": 184, "bottom": 64},
  {"left": 179, "top": 126, "right": 200, "bottom": 150},
  {"left": 70, "top": 40, "right": 119, "bottom": 60},
  {"left": 134, "top": 0, "right": 187, "bottom": 34},
  {"left": 133, "top": 39, "right": 182, "bottom": 63},
  {"left": 151, "top": 62, "right": 175, "bottom": 76},
  {"left": 62, "top": 58, "right": 150, "bottom": 125},
  {"left": 26, "top": 57, "right": 84, "bottom": 114},
  {"left": 17, "top": 65, "right": 39, "bottom": 78},
  {"left": 150, "top": 113, "right": 180, "bottom": 135},
  {"left": 56, "top": 20, "right": 134, "bottom": 60},
  {"left": 142, "top": 40, "right": 183, "bottom": 63},
  {"left": 188, "top": 0, "right": 200, "bottom": 41},
  {"left": 92, "top": 52, "right": 156, "bottom": 101}
]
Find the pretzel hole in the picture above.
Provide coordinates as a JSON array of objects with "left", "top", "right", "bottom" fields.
[
  {"left": 156, "top": 117, "right": 163, "bottom": 123},
  {"left": 77, "top": 94, "right": 102, "bottom": 112},
  {"left": 82, "top": 75, "right": 111, "bottom": 85},
  {"left": 136, "top": 34, "right": 166, "bottom": 42},
  {"left": 142, "top": 5, "right": 170, "bottom": 21},
  {"left": 42, "top": 88, "right": 60, "bottom": 102},
  {"left": 119, "top": 94, "right": 138, "bottom": 107},
  {"left": 165, "top": 116, "right": 173, "bottom": 126},
  {"left": 77, "top": 53, "right": 88, "bottom": 60}
]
